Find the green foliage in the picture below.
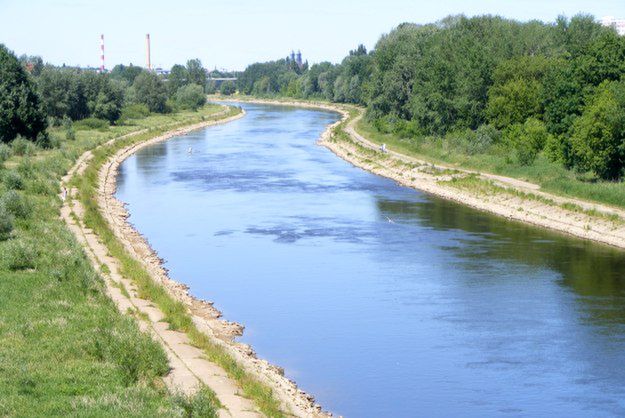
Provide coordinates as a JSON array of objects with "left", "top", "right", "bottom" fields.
[
  {"left": 568, "top": 81, "right": 625, "bottom": 179},
  {"left": 172, "top": 387, "right": 220, "bottom": 418},
  {"left": 504, "top": 118, "right": 550, "bottom": 165},
  {"left": 1, "top": 238, "right": 38, "bottom": 270},
  {"left": 219, "top": 81, "right": 236, "bottom": 96},
  {"left": 3, "top": 170, "right": 24, "bottom": 190},
  {"left": 1, "top": 190, "right": 32, "bottom": 219},
  {"left": 120, "top": 103, "right": 150, "bottom": 120},
  {"left": 0, "top": 205, "right": 13, "bottom": 240},
  {"left": 168, "top": 64, "right": 188, "bottom": 95},
  {"left": 74, "top": 117, "right": 109, "bottom": 131},
  {"left": 175, "top": 84, "right": 207, "bottom": 110},
  {"left": 186, "top": 58, "right": 207, "bottom": 88},
  {"left": 109, "top": 63, "right": 145, "bottom": 84},
  {"left": 0, "top": 44, "right": 47, "bottom": 142},
  {"left": 131, "top": 72, "right": 168, "bottom": 113},
  {"left": 11, "top": 136, "right": 37, "bottom": 156},
  {"left": 63, "top": 117, "right": 75, "bottom": 140},
  {"left": 0, "top": 143, "right": 11, "bottom": 163}
]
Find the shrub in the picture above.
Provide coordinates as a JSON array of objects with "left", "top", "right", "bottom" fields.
[
  {"left": 219, "top": 80, "right": 236, "bottom": 96},
  {"left": 3, "top": 170, "right": 24, "bottom": 190},
  {"left": 1, "top": 190, "right": 32, "bottom": 219},
  {"left": 0, "top": 205, "right": 13, "bottom": 240},
  {"left": 0, "top": 143, "right": 11, "bottom": 163},
  {"left": 63, "top": 117, "right": 76, "bottom": 140},
  {"left": 173, "top": 387, "right": 219, "bottom": 417},
  {"left": 504, "top": 118, "right": 549, "bottom": 165},
  {"left": 74, "top": 117, "right": 109, "bottom": 131},
  {"left": 2, "top": 238, "right": 38, "bottom": 270},
  {"left": 471, "top": 124, "right": 501, "bottom": 154},
  {"left": 120, "top": 104, "right": 150, "bottom": 120},
  {"left": 569, "top": 80, "right": 625, "bottom": 180},
  {"left": 11, "top": 136, "right": 37, "bottom": 156},
  {"left": 175, "top": 84, "right": 207, "bottom": 111}
]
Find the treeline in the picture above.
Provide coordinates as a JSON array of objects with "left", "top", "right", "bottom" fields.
[
  {"left": 0, "top": 45, "right": 213, "bottom": 144},
  {"left": 238, "top": 15, "right": 625, "bottom": 180}
]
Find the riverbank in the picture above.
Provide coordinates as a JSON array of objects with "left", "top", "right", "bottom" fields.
[
  {"left": 0, "top": 104, "right": 236, "bottom": 416},
  {"left": 67, "top": 104, "right": 329, "bottom": 418},
  {"left": 216, "top": 95, "right": 625, "bottom": 250}
]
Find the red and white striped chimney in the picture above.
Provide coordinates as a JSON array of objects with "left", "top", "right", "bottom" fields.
[{"left": 100, "top": 34, "right": 105, "bottom": 72}]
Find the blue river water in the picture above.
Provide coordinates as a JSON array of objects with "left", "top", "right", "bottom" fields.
[{"left": 116, "top": 103, "right": 625, "bottom": 417}]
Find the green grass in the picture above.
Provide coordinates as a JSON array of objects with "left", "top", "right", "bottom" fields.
[
  {"left": 355, "top": 117, "right": 625, "bottom": 209},
  {"left": 0, "top": 105, "right": 226, "bottom": 416},
  {"left": 70, "top": 106, "right": 286, "bottom": 417}
]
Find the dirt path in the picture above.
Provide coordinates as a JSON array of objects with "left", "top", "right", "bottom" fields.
[{"left": 221, "top": 96, "right": 625, "bottom": 250}]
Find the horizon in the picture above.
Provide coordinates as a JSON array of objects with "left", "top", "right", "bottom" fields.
[{"left": 1, "top": 0, "right": 625, "bottom": 71}]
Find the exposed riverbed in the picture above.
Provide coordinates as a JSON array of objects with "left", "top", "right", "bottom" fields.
[{"left": 116, "top": 103, "right": 625, "bottom": 417}]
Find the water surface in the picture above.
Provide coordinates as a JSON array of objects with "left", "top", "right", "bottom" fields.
[{"left": 116, "top": 103, "right": 625, "bottom": 417}]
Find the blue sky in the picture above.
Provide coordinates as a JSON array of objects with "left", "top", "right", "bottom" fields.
[{"left": 1, "top": 0, "right": 624, "bottom": 70}]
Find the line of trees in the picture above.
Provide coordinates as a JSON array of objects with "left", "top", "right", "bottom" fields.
[
  {"left": 0, "top": 49, "right": 215, "bottom": 144},
  {"left": 237, "top": 15, "right": 625, "bottom": 180}
]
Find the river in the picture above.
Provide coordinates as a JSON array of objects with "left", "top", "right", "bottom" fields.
[{"left": 116, "top": 102, "right": 625, "bottom": 417}]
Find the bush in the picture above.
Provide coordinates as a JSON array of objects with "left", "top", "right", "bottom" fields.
[
  {"left": 1, "top": 190, "right": 32, "bottom": 219},
  {"left": 472, "top": 124, "right": 501, "bottom": 154},
  {"left": 0, "top": 143, "right": 12, "bottom": 163},
  {"left": 2, "top": 238, "right": 38, "bottom": 270},
  {"left": 175, "top": 84, "right": 207, "bottom": 111},
  {"left": 219, "top": 81, "right": 236, "bottom": 96},
  {"left": 120, "top": 104, "right": 150, "bottom": 120},
  {"left": 3, "top": 170, "right": 24, "bottom": 190},
  {"left": 0, "top": 205, "right": 13, "bottom": 240},
  {"left": 74, "top": 117, "right": 109, "bottom": 131},
  {"left": 504, "top": 118, "right": 549, "bottom": 165},
  {"left": 569, "top": 80, "right": 625, "bottom": 180},
  {"left": 11, "top": 136, "right": 37, "bottom": 156},
  {"left": 63, "top": 117, "right": 75, "bottom": 140}
]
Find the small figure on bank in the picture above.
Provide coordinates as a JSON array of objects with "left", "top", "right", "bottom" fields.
[
  {"left": 61, "top": 187, "right": 68, "bottom": 201},
  {"left": 380, "top": 143, "right": 387, "bottom": 153}
]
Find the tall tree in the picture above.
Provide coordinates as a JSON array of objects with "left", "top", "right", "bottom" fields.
[{"left": 0, "top": 44, "right": 47, "bottom": 142}]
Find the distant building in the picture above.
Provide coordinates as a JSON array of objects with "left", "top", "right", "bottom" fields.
[
  {"left": 154, "top": 67, "right": 170, "bottom": 76},
  {"left": 287, "top": 50, "right": 303, "bottom": 69},
  {"left": 601, "top": 16, "right": 625, "bottom": 35}
]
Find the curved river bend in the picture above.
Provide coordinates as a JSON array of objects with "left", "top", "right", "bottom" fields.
[{"left": 116, "top": 103, "right": 625, "bottom": 417}]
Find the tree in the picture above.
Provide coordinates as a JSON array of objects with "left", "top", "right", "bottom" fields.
[
  {"left": 175, "top": 84, "right": 206, "bottom": 110},
  {"left": 220, "top": 81, "right": 236, "bottom": 96},
  {"left": 0, "top": 44, "right": 47, "bottom": 142},
  {"left": 109, "top": 64, "right": 145, "bottom": 85},
  {"left": 569, "top": 81, "right": 625, "bottom": 179},
  {"left": 91, "top": 78, "right": 124, "bottom": 123},
  {"left": 504, "top": 118, "right": 550, "bottom": 165},
  {"left": 168, "top": 64, "right": 188, "bottom": 96},
  {"left": 132, "top": 72, "right": 168, "bottom": 113},
  {"left": 186, "top": 59, "right": 206, "bottom": 89}
]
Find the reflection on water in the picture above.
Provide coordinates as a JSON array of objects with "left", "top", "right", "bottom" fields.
[{"left": 116, "top": 103, "right": 625, "bottom": 417}]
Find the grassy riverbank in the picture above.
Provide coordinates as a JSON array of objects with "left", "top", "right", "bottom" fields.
[
  {"left": 355, "top": 117, "right": 625, "bottom": 209},
  {"left": 0, "top": 104, "right": 227, "bottom": 416}
]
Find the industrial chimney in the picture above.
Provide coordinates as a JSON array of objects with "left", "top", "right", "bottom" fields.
[
  {"left": 146, "top": 34, "right": 151, "bottom": 70},
  {"left": 100, "top": 34, "right": 105, "bottom": 72}
]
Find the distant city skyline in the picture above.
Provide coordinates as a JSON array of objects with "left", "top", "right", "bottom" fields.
[{"left": 1, "top": 0, "right": 624, "bottom": 71}]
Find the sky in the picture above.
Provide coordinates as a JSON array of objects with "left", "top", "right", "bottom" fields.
[{"left": 1, "top": 0, "right": 624, "bottom": 71}]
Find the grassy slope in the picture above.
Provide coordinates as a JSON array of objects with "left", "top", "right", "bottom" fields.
[
  {"left": 0, "top": 105, "right": 225, "bottom": 416},
  {"left": 355, "top": 117, "right": 625, "bottom": 209}
]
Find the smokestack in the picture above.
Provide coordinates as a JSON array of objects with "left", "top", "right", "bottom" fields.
[
  {"left": 146, "top": 33, "right": 151, "bottom": 70},
  {"left": 100, "top": 34, "right": 105, "bottom": 72}
]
